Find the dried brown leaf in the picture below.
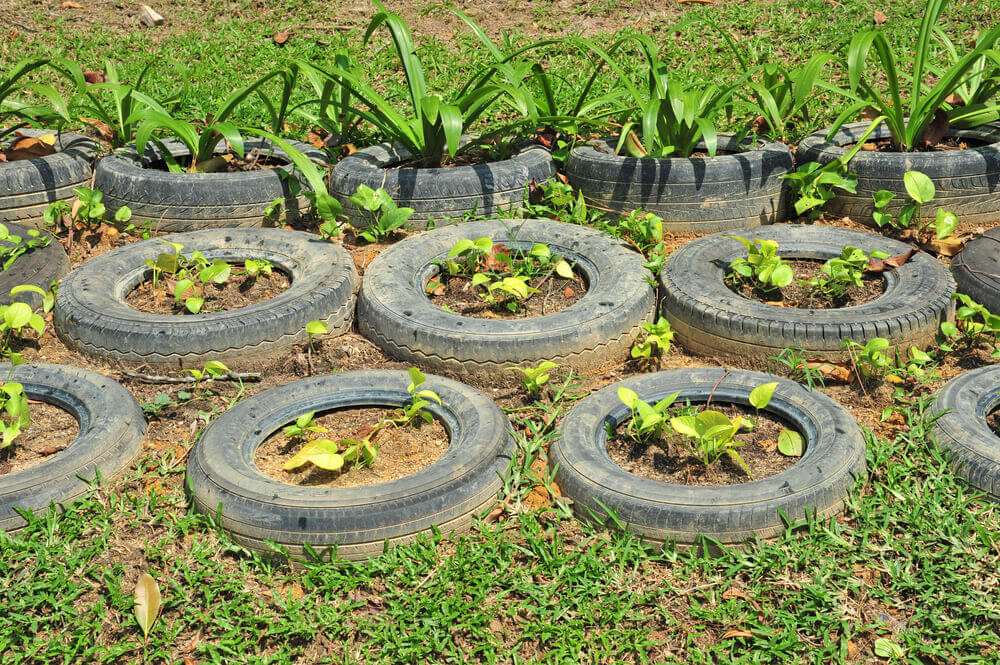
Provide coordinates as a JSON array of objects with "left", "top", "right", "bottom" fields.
[
  {"left": 61, "top": 1, "right": 83, "bottom": 8},
  {"left": 868, "top": 248, "right": 918, "bottom": 272},
  {"left": 133, "top": 572, "right": 161, "bottom": 639},
  {"left": 273, "top": 31, "right": 291, "bottom": 45},
  {"left": 721, "top": 628, "right": 753, "bottom": 639},
  {"left": 873, "top": 9, "right": 888, "bottom": 24}
]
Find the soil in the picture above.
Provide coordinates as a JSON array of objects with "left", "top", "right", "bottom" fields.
[
  {"left": 254, "top": 407, "right": 449, "bottom": 489},
  {"left": 606, "top": 403, "right": 800, "bottom": 486},
  {"left": 149, "top": 149, "right": 286, "bottom": 173},
  {"left": 0, "top": 401, "right": 80, "bottom": 476},
  {"left": 125, "top": 268, "right": 291, "bottom": 314},
  {"left": 848, "top": 135, "right": 990, "bottom": 153},
  {"left": 728, "top": 259, "right": 884, "bottom": 309},
  {"left": 427, "top": 270, "right": 586, "bottom": 318},
  {"left": 986, "top": 408, "right": 1000, "bottom": 439}
]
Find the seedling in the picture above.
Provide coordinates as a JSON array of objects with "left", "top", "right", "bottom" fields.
[
  {"left": 768, "top": 347, "right": 826, "bottom": 390},
  {"left": 843, "top": 337, "right": 892, "bottom": 382},
  {"left": 0, "top": 284, "right": 56, "bottom": 448},
  {"left": 508, "top": 361, "right": 558, "bottom": 397},
  {"left": 618, "top": 387, "right": 680, "bottom": 442},
  {"left": 726, "top": 237, "right": 794, "bottom": 291},
  {"left": 669, "top": 409, "right": 752, "bottom": 477},
  {"left": 349, "top": 184, "right": 414, "bottom": 243},
  {"left": 282, "top": 411, "right": 327, "bottom": 441},
  {"left": 939, "top": 294, "right": 1000, "bottom": 358},
  {"left": 305, "top": 319, "right": 327, "bottom": 354},
  {"left": 872, "top": 171, "right": 957, "bottom": 239},
  {"left": 615, "top": 211, "right": 666, "bottom": 275},
  {"left": 631, "top": 317, "right": 674, "bottom": 361},
  {"left": 804, "top": 246, "right": 889, "bottom": 300},
  {"left": 43, "top": 187, "right": 133, "bottom": 252},
  {"left": 182, "top": 361, "right": 230, "bottom": 401},
  {"left": 0, "top": 223, "right": 53, "bottom": 271}
]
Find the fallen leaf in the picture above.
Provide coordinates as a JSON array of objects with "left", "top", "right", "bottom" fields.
[
  {"left": 886, "top": 374, "right": 905, "bottom": 384},
  {"left": 273, "top": 31, "right": 291, "bottom": 45},
  {"left": 765, "top": 300, "right": 789, "bottom": 307},
  {"left": 945, "top": 93, "right": 964, "bottom": 106},
  {"left": 678, "top": 0, "right": 714, "bottom": 4},
  {"left": 722, "top": 587, "right": 748, "bottom": 600},
  {"left": 805, "top": 360, "right": 854, "bottom": 383},
  {"left": 920, "top": 109, "right": 950, "bottom": 148},
  {"left": 133, "top": 573, "right": 162, "bottom": 639},
  {"left": 306, "top": 129, "right": 326, "bottom": 149},
  {"left": 873, "top": 9, "right": 888, "bottom": 24},
  {"left": 924, "top": 235, "right": 964, "bottom": 256},
  {"left": 721, "top": 628, "right": 753, "bottom": 639},
  {"left": 80, "top": 117, "right": 114, "bottom": 141},
  {"left": 556, "top": 172, "right": 569, "bottom": 185},
  {"left": 2, "top": 134, "right": 57, "bottom": 161},
  {"left": 61, "top": 0, "right": 83, "bottom": 7},
  {"left": 38, "top": 446, "right": 66, "bottom": 456},
  {"left": 564, "top": 286, "right": 574, "bottom": 298},
  {"left": 83, "top": 71, "right": 107, "bottom": 84},
  {"left": 846, "top": 640, "right": 858, "bottom": 658},
  {"left": 760, "top": 439, "right": 777, "bottom": 453},
  {"left": 536, "top": 126, "right": 556, "bottom": 149},
  {"left": 8, "top": 29, "right": 20, "bottom": 39},
  {"left": 868, "top": 248, "right": 918, "bottom": 272},
  {"left": 484, "top": 505, "right": 505, "bottom": 523}
]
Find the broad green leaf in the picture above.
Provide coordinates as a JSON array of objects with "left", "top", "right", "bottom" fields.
[
  {"left": 769, "top": 264, "right": 794, "bottom": 287},
  {"left": 670, "top": 415, "right": 699, "bottom": 437},
  {"left": 873, "top": 638, "right": 904, "bottom": 659},
  {"left": 934, "top": 209, "right": 958, "bottom": 239},
  {"left": 777, "top": 429, "right": 804, "bottom": 456},
  {"left": 407, "top": 367, "right": 426, "bottom": 393},
  {"left": 529, "top": 243, "right": 551, "bottom": 259},
  {"left": 306, "top": 320, "right": 328, "bottom": 335},
  {"left": 283, "top": 439, "right": 344, "bottom": 470},
  {"left": 448, "top": 238, "right": 475, "bottom": 258},
  {"left": 749, "top": 382, "right": 778, "bottom": 410},
  {"left": 3, "top": 302, "right": 32, "bottom": 329},
  {"left": 903, "top": 170, "right": 935, "bottom": 204},
  {"left": 554, "top": 259, "right": 574, "bottom": 279},
  {"left": 185, "top": 297, "right": 204, "bottom": 314},
  {"left": 617, "top": 386, "right": 639, "bottom": 409}
]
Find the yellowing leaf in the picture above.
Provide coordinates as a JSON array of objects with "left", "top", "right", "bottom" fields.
[{"left": 133, "top": 573, "right": 161, "bottom": 640}]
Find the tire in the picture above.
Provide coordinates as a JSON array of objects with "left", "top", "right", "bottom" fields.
[
  {"left": 552, "top": 368, "right": 867, "bottom": 549},
  {"left": 186, "top": 369, "right": 512, "bottom": 561},
  {"left": 357, "top": 218, "right": 656, "bottom": 379},
  {"left": 0, "top": 129, "right": 99, "bottom": 228},
  {"left": 660, "top": 224, "right": 955, "bottom": 360},
  {"left": 54, "top": 228, "right": 358, "bottom": 369},
  {"left": 797, "top": 121, "right": 1000, "bottom": 230},
  {"left": 951, "top": 228, "right": 1000, "bottom": 312},
  {"left": 330, "top": 142, "right": 555, "bottom": 229},
  {"left": 0, "top": 222, "right": 69, "bottom": 308},
  {"left": 0, "top": 362, "right": 146, "bottom": 533},
  {"left": 931, "top": 365, "right": 1000, "bottom": 500},
  {"left": 565, "top": 135, "right": 794, "bottom": 233},
  {"left": 93, "top": 138, "right": 328, "bottom": 232}
]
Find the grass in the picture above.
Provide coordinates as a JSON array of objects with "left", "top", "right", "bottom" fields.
[{"left": 4, "top": 0, "right": 1000, "bottom": 663}]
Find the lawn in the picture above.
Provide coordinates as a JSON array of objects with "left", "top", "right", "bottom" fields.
[{"left": 3, "top": 1, "right": 1000, "bottom": 664}]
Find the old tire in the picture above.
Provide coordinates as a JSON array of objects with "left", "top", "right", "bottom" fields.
[
  {"left": 0, "top": 129, "right": 99, "bottom": 227},
  {"left": 931, "top": 365, "right": 1000, "bottom": 500},
  {"left": 552, "top": 368, "right": 866, "bottom": 549},
  {"left": 53, "top": 228, "right": 358, "bottom": 370},
  {"left": 0, "top": 222, "right": 69, "bottom": 308},
  {"left": 951, "top": 228, "right": 1000, "bottom": 312},
  {"left": 93, "top": 138, "right": 328, "bottom": 232},
  {"left": 357, "top": 218, "right": 656, "bottom": 380},
  {"left": 186, "top": 369, "right": 512, "bottom": 561},
  {"left": 565, "top": 135, "right": 794, "bottom": 232},
  {"left": 660, "top": 224, "right": 955, "bottom": 360},
  {"left": 0, "top": 362, "right": 146, "bottom": 533},
  {"left": 331, "top": 142, "right": 555, "bottom": 229},
  {"left": 797, "top": 121, "right": 1000, "bottom": 230}
]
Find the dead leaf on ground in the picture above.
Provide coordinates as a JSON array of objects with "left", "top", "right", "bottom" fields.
[
  {"left": 83, "top": 71, "right": 107, "bottom": 84},
  {"left": 721, "top": 628, "right": 753, "bottom": 639},
  {"left": 679, "top": 0, "right": 714, "bottom": 4},
  {"left": 945, "top": 93, "right": 964, "bottom": 106},
  {"left": 527, "top": 179, "right": 545, "bottom": 206},
  {"left": 873, "top": 9, "right": 888, "bottom": 24},
  {"left": 273, "top": 31, "right": 291, "bottom": 45},
  {"left": 133, "top": 573, "right": 162, "bottom": 639},
  {"left": 1, "top": 133, "right": 57, "bottom": 161},
  {"left": 924, "top": 235, "right": 964, "bottom": 257},
  {"left": 61, "top": 1, "right": 83, "bottom": 8},
  {"left": 867, "top": 248, "right": 918, "bottom": 272},
  {"left": 805, "top": 360, "right": 854, "bottom": 383},
  {"left": 564, "top": 286, "right": 575, "bottom": 298},
  {"left": 80, "top": 117, "right": 114, "bottom": 141}
]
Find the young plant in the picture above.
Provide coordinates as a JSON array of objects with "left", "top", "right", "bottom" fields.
[
  {"left": 523, "top": 179, "right": 595, "bottom": 227},
  {"left": 615, "top": 211, "right": 666, "bottom": 274},
  {"left": 349, "top": 184, "right": 414, "bottom": 243},
  {"left": 872, "top": 170, "right": 958, "bottom": 239},
  {"left": 939, "top": 294, "right": 1000, "bottom": 358},
  {"left": 508, "top": 361, "right": 558, "bottom": 397},
  {"left": 0, "top": 223, "right": 53, "bottom": 271},
  {"left": 618, "top": 387, "right": 680, "bottom": 442},
  {"left": 0, "top": 284, "right": 56, "bottom": 448},
  {"left": 669, "top": 409, "right": 752, "bottom": 476},
  {"left": 805, "top": 246, "right": 889, "bottom": 300},
  {"left": 0, "top": 57, "right": 82, "bottom": 143},
  {"left": 282, "top": 411, "right": 327, "bottom": 441},
  {"left": 726, "top": 237, "right": 794, "bottom": 291},
  {"left": 182, "top": 361, "right": 230, "bottom": 400},
  {"left": 768, "top": 347, "right": 827, "bottom": 390},
  {"left": 631, "top": 317, "right": 674, "bottom": 360},
  {"left": 843, "top": 337, "right": 892, "bottom": 382},
  {"left": 471, "top": 273, "right": 540, "bottom": 311},
  {"left": 43, "top": 187, "right": 133, "bottom": 252}
]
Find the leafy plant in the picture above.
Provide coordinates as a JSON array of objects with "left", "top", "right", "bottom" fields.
[
  {"left": 726, "top": 237, "right": 793, "bottom": 291},
  {"left": 843, "top": 337, "right": 892, "bottom": 381},
  {"left": 282, "top": 411, "right": 327, "bottom": 441},
  {"left": 939, "top": 293, "right": 1000, "bottom": 358},
  {"left": 509, "top": 361, "right": 559, "bottom": 397},
  {"left": 827, "top": 0, "right": 1000, "bottom": 150},
  {"left": 0, "top": 57, "right": 82, "bottom": 142},
  {"left": 43, "top": 187, "right": 133, "bottom": 251},
  {"left": 348, "top": 184, "right": 414, "bottom": 243},
  {"left": 804, "top": 246, "right": 889, "bottom": 300},
  {"left": 670, "top": 409, "right": 752, "bottom": 476},
  {"left": 768, "top": 347, "right": 827, "bottom": 390},
  {"left": 615, "top": 210, "right": 666, "bottom": 274},
  {"left": 0, "top": 223, "right": 53, "bottom": 272},
  {"left": 523, "top": 179, "right": 595, "bottom": 227},
  {"left": 872, "top": 170, "right": 958, "bottom": 239},
  {"left": 618, "top": 387, "right": 679, "bottom": 442},
  {"left": 0, "top": 284, "right": 56, "bottom": 448},
  {"left": 631, "top": 317, "right": 674, "bottom": 360}
]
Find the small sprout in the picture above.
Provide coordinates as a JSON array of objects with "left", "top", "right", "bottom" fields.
[
  {"left": 631, "top": 317, "right": 674, "bottom": 360},
  {"left": 509, "top": 361, "right": 558, "bottom": 396}
]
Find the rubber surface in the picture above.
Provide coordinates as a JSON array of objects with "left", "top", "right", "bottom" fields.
[
  {"left": 0, "top": 362, "right": 146, "bottom": 532},
  {"left": 186, "top": 369, "right": 512, "bottom": 561},
  {"left": 797, "top": 121, "right": 1000, "bottom": 230},
  {"left": 660, "top": 224, "right": 955, "bottom": 360},
  {"left": 565, "top": 135, "right": 794, "bottom": 232},
  {"left": 0, "top": 129, "right": 99, "bottom": 228},
  {"left": 552, "top": 368, "right": 867, "bottom": 549},
  {"left": 951, "top": 228, "right": 1000, "bottom": 313},
  {"left": 93, "top": 138, "right": 328, "bottom": 232},
  {"left": 357, "top": 218, "right": 656, "bottom": 379},
  {"left": 54, "top": 228, "right": 358, "bottom": 369},
  {"left": 931, "top": 365, "right": 1000, "bottom": 500},
  {"left": 0, "top": 222, "right": 70, "bottom": 308},
  {"left": 330, "top": 142, "right": 555, "bottom": 229}
]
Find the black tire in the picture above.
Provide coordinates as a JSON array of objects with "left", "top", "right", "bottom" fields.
[
  {"left": 931, "top": 365, "right": 1000, "bottom": 500},
  {"left": 0, "top": 362, "right": 146, "bottom": 533},
  {"left": 565, "top": 135, "right": 794, "bottom": 233},
  {"left": 186, "top": 369, "right": 512, "bottom": 561},
  {"left": 660, "top": 224, "right": 955, "bottom": 360},
  {"left": 330, "top": 142, "right": 555, "bottom": 229},
  {"left": 797, "top": 121, "right": 1000, "bottom": 230},
  {"left": 357, "top": 218, "right": 656, "bottom": 379},
  {"left": 552, "top": 368, "right": 867, "bottom": 549},
  {"left": 53, "top": 228, "right": 358, "bottom": 369},
  {"left": 93, "top": 138, "right": 328, "bottom": 232},
  {"left": 951, "top": 228, "right": 1000, "bottom": 312},
  {"left": 0, "top": 129, "right": 99, "bottom": 227},
  {"left": 0, "top": 222, "right": 69, "bottom": 308}
]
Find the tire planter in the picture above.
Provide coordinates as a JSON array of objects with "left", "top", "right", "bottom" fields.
[
  {"left": 552, "top": 368, "right": 866, "bottom": 549},
  {"left": 93, "top": 138, "right": 328, "bottom": 232},
  {"left": 931, "top": 365, "right": 1000, "bottom": 500},
  {"left": 660, "top": 224, "right": 955, "bottom": 360},
  {"left": 951, "top": 227, "right": 1000, "bottom": 312},
  {"left": 565, "top": 134, "right": 794, "bottom": 233},
  {"left": 186, "top": 369, "right": 512, "bottom": 561},
  {"left": 0, "top": 129, "right": 99, "bottom": 227},
  {"left": 0, "top": 362, "right": 146, "bottom": 533},
  {"left": 797, "top": 121, "right": 1000, "bottom": 230},
  {"left": 54, "top": 228, "right": 358, "bottom": 369},
  {"left": 330, "top": 142, "right": 555, "bottom": 230},
  {"left": 0, "top": 222, "right": 70, "bottom": 308},
  {"left": 357, "top": 218, "right": 656, "bottom": 379}
]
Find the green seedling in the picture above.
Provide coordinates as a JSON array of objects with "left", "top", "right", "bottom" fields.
[
  {"left": 349, "top": 184, "right": 414, "bottom": 243},
  {"left": 282, "top": 411, "right": 328, "bottom": 441},
  {"left": 940, "top": 294, "right": 1000, "bottom": 357},
  {"left": 670, "top": 409, "right": 752, "bottom": 477},
  {"left": 508, "top": 361, "right": 558, "bottom": 397},
  {"left": 631, "top": 317, "right": 674, "bottom": 360},
  {"left": 726, "top": 237, "right": 793, "bottom": 291},
  {"left": 768, "top": 347, "right": 826, "bottom": 390},
  {"left": 872, "top": 171, "right": 957, "bottom": 239},
  {"left": 843, "top": 337, "right": 892, "bottom": 381},
  {"left": 0, "top": 223, "right": 52, "bottom": 272},
  {"left": 618, "top": 386, "right": 680, "bottom": 441},
  {"left": 805, "top": 246, "right": 889, "bottom": 300}
]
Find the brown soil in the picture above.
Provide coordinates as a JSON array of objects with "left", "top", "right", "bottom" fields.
[
  {"left": 0, "top": 401, "right": 79, "bottom": 475},
  {"left": 728, "top": 259, "right": 884, "bottom": 309},
  {"left": 149, "top": 149, "right": 286, "bottom": 173},
  {"left": 427, "top": 270, "right": 586, "bottom": 318},
  {"left": 986, "top": 408, "right": 1000, "bottom": 439},
  {"left": 606, "top": 403, "right": 800, "bottom": 486},
  {"left": 848, "top": 135, "right": 990, "bottom": 153},
  {"left": 125, "top": 268, "right": 290, "bottom": 314},
  {"left": 255, "top": 407, "right": 449, "bottom": 488}
]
